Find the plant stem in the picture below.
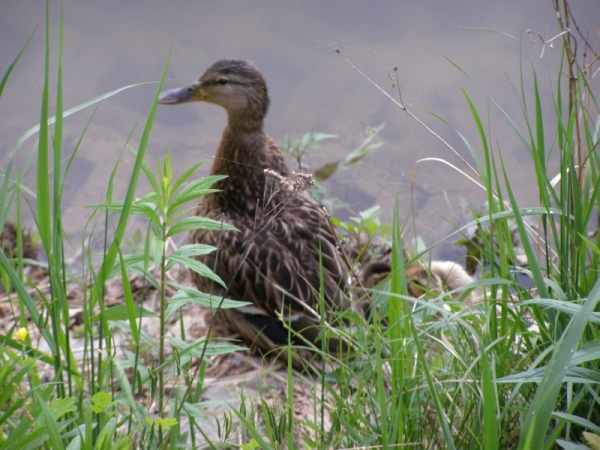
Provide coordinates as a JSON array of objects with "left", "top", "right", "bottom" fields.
[{"left": 158, "top": 225, "right": 167, "bottom": 414}]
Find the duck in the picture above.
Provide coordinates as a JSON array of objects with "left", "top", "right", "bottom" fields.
[
  {"left": 159, "top": 59, "right": 357, "bottom": 368},
  {"left": 362, "top": 258, "right": 480, "bottom": 304}
]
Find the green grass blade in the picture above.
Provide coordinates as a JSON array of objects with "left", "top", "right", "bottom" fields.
[
  {"left": 229, "top": 406, "right": 271, "bottom": 449},
  {"left": 387, "top": 196, "right": 406, "bottom": 446},
  {"left": 37, "top": 0, "right": 52, "bottom": 252},
  {"left": 0, "top": 20, "right": 39, "bottom": 97},
  {"left": 519, "top": 279, "right": 600, "bottom": 448},
  {"left": 93, "top": 51, "right": 171, "bottom": 294},
  {"left": 14, "top": 81, "right": 157, "bottom": 153},
  {"left": 118, "top": 249, "right": 140, "bottom": 340},
  {"left": 35, "top": 392, "right": 65, "bottom": 450},
  {"left": 480, "top": 344, "right": 499, "bottom": 450},
  {"left": 0, "top": 160, "right": 16, "bottom": 228},
  {"left": 501, "top": 159, "right": 549, "bottom": 299},
  {"left": 461, "top": 88, "right": 489, "bottom": 183}
]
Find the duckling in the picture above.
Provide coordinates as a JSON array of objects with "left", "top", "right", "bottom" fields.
[
  {"left": 362, "top": 258, "right": 480, "bottom": 304},
  {"left": 159, "top": 59, "right": 356, "bottom": 367}
]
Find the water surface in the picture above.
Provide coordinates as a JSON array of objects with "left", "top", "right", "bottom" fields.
[{"left": 1, "top": 1, "right": 597, "bottom": 259}]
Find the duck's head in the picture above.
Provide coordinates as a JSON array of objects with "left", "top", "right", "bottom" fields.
[{"left": 159, "top": 59, "right": 270, "bottom": 121}]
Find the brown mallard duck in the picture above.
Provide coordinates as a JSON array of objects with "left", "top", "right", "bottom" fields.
[{"left": 159, "top": 59, "right": 356, "bottom": 367}]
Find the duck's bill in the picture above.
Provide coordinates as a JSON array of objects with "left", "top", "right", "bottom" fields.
[{"left": 158, "top": 83, "right": 198, "bottom": 104}]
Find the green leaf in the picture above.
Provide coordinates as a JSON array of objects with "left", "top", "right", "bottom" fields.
[
  {"left": 310, "top": 132, "right": 338, "bottom": 141},
  {"left": 171, "top": 160, "right": 206, "bottom": 193},
  {"left": 92, "top": 304, "right": 158, "bottom": 322},
  {"left": 137, "top": 152, "right": 161, "bottom": 196},
  {"left": 163, "top": 152, "right": 173, "bottom": 187},
  {"left": 314, "top": 160, "right": 341, "bottom": 181},
  {"left": 92, "top": 392, "right": 112, "bottom": 409},
  {"left": 166, "top": 283, "right": 249, "bottom": 315},
  {"left": 91, "top": 392, "right": 112, "bottom": 413},
  {"left": 171, "top": 243, "right": 218, "bottom": 258},
  {"left": 166, "top": 255, "right": 226, "bottom": 287},
  {"left": 34, "top": 392, "right": 64, "bottom": 450},
  {"left": 166, "top": 336, "right": 244, "bottom": 359},
  {"left": 95, "top": 417, "right": 117, "bottom": 450},
  {"left": 151, "top": 236, "right": 164, "bottom": 267},
  {"left": 147, "top": 416, "right": 178, "bottom": 430},
  {"left": 170, "top": 175, "right": 227, "bottom": 211},
  {"left": 167, "top": 216, "right": 238, "bottom": 236},
  {"left": 91, "top": 199, "right": 160, "bottom": 224},
  {"left": 343, "top": 124, "right": 385, "bottom": 166},
  {"left": 156, "top": 417, "right": 178, "bottom": 430},
  {"left": 344, "top": 141, "right": 383, "bottom": 166},
  {"left": 240, "top": 438, "right": 261, "bottom": 449},
  {"left": 35, "top": 397, "right": 77, "bottom": 426}
]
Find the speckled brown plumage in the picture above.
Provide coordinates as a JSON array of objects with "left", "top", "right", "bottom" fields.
[{"left": 159, "top": 59, "right": 355, "bottom": 367}]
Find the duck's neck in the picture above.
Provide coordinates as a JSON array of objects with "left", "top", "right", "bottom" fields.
[
  {"left": 207, "top": 118, "right": 290, "bottom": 212},
  {"left": 227, "top": 111, "right": 264, "bottom": 135}
]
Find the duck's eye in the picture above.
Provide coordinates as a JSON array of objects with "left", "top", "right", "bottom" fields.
[{"left": 217, "top": 78, "right": 229, "bottom": 85}]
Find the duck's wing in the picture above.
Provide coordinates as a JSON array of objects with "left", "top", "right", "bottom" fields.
[
  {"left": 233, "top": 191, "right": 352, "bottom": 320},
  {"left": 192, "top": 191, "right": 355, "bottom": 361},
  {"left": 219, "top": 197, "right": 354, "bottom": 363}
]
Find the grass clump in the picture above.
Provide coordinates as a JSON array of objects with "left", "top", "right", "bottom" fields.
[{"left": 0, "top": 3, "right": 245, "bottom": 448}]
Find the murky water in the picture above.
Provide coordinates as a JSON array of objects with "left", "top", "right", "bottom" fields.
[{"left": 1, "top": 1, "right": 598, "bottom": 260}]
